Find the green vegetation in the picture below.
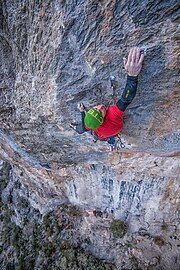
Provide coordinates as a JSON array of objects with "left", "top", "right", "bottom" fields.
[
  {"left": 67, "top": 205, "right": 82, "bottom": 217},
  {"left": 0, "top": 196, "right": 114, "bottom": 270},
  {"left": 154, "top": 236, "right": 165, "bottom": 246},
  {"left": 161, "top": 222, "right": 168, "bottom": 231},
  {"left": 110, "top": 219, "right": 128, "bottom": 238},
  {"left": 19, "top": 197, "right": 29, "bottom": 208},
  {"left": 59, "top": 247, "right": 114, "bottom": 270},
  {"left": 130, "top": 255, "right": 142, "bottom": 270},
  {"left": 60, "top": 240, "right": 73, "bottom": 252},
  {"left": 0, "top": 162, "right": 11, "bottom": 191},
  {"left": 43, "top": 242, "right": 55, "bottom": 257},
  {"left": 0, "top": 245, "right": 3, "bottom": 253},
  {"left": 0, "top": 166, "right": 114, "bottom": 270}
]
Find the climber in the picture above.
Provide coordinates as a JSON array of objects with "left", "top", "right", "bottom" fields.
[{"left": 70, "top": 47, "right": 144, "bottom": 151}]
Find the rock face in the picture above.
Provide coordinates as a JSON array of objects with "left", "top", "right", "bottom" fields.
[
  {"left": 1, "top": 0, "right": 179, "bottom": 162},
  {"left": 0, "top": 0, "right": 179, "bottom": 269}
]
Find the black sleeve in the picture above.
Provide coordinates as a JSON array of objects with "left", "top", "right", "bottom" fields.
[
  {"left": 81, "top": 111, "right": 87, "bottom": 130},
  {"left": 75, "top": 111, "right": 88, "bottom": 134},
  {"left": 116, "top": 75, "right": 138, "bottom": 112}
]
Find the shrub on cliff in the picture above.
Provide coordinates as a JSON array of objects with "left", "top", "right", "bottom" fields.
[{"left": 110, "top": 220, "right": 128, "bottom": 238}]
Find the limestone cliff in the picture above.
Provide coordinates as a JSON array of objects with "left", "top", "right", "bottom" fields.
[{"left": 0, "top": 0, "right": 179, "bottom": 269}]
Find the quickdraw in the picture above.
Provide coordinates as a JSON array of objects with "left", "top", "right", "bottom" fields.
[{"left": 117, "top": 134, "right": 125, "bottom": 149}]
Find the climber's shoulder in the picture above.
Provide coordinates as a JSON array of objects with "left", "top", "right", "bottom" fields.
[{"left": 106, "top": 104, "right": 124, "bottom": 118}]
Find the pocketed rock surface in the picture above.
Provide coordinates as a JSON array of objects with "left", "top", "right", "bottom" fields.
[{"left": 0, "top": 1, "right": 179, "bottom": 269}]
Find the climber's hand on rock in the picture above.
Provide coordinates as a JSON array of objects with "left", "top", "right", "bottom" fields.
[
  {"left": 77, "top": 103, "right": 86, "bottom": 112},
  {"left": 123, "top": 47, "right": 144, "bottom": 77}
]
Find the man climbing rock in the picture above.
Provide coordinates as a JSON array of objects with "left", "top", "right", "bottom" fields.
[{"left": 71, "top": 47, "right": 144, "bottom": 151}]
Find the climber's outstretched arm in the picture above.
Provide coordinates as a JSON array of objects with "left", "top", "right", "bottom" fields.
[
  {"left": 117, "top": 47, "right": 144, "bottom": 112},
  {"left": 117, "top": 75, "right": 138, "bottom": 111}
]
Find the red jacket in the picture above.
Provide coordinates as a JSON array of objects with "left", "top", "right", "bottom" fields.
[{"left": 87, "top": 105, "right": 124, "bottom": 140}]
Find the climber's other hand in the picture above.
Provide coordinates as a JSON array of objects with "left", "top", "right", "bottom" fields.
[{"left": 77, "top": 103, "right": 86, "bottom": 112}]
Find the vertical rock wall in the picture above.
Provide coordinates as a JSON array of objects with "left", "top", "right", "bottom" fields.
[
  {"left": 0, "top": 0, "right": 180, "bottom": 269},
  {"left": 0, "top": 0, "right": 179, "bottom": 162}
]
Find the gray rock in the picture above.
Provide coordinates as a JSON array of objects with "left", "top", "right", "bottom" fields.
[{"left": 0, "top": 1, "right": 179, "bottom": 269}]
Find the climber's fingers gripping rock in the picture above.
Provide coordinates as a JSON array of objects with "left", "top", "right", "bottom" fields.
[{"left": 123, "top": 47, "right": 144, "bottom": 77}]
